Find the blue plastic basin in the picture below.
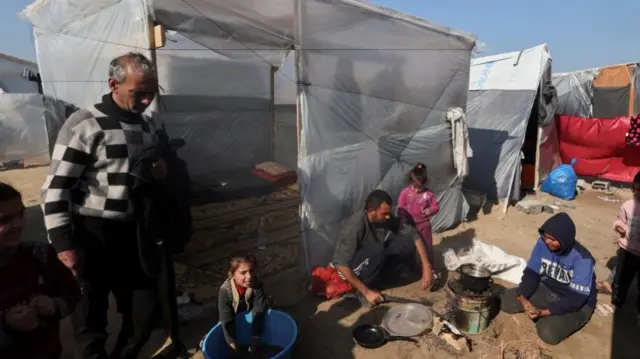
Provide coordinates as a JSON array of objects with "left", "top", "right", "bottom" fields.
[{"left": 202, "top": 310, "right": 298, "bottom": 359}]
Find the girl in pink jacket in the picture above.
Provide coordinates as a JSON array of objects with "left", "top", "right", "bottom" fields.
[
  {"left": 397, "top": 163, "right": 439, "bottom": 268},
  {"left": 611, "top": 172, "right": 640, "bottom": 317}
]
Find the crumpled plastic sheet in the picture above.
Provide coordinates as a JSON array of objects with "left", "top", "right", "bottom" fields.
[
  {"left": 552, "top": 69, "right": 598, "bottom": 118},
  {"left": 442, "top": 238, "right": 527, "bottom": 285},
  {"left": 0, "top": 94, "right": 51, "bottom": 162}
]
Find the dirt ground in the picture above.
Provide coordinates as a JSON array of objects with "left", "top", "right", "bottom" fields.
[{"left": 1, "top": 165, "right": 637, "bottom": 359}]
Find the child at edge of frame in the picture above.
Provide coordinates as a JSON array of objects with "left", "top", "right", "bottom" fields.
[
  {"left": 607, "top": 171, "right": 640, "bottom": 326},
  {"left": 0, "top": 182, "right": 81, "bottom": 359}
]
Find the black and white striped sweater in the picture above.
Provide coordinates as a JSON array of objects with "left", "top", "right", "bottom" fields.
[{"left": 41, "top": 94, "right": 162, "bottom": 252}]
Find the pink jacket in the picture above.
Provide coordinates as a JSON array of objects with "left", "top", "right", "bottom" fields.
[
  {"left": 397, "top": 186, "right": 439, "bottom": 229},
  {"left": 613, "top": 199, "right": 640, "bottom": 257}
]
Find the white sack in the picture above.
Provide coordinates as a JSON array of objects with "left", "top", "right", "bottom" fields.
[{"left": 443, "top": 238, "right": 527, "bottom": 285}]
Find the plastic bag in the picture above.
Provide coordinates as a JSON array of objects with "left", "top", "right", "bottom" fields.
[
  {"left": 310, "top": 266, "right": 354, "bottom": 299},
  {"left": 540, "top": 158, "right": 578, "bottom": 200},
  {"left": 442, "top": 239, "right": 527, "bottom": 285}
]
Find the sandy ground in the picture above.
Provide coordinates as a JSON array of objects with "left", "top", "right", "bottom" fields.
[{"left": 1, "top": 165, "right": 637, "bottom": 359}]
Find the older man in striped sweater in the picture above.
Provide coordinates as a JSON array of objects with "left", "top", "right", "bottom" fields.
[{"left": 41, "top": 52, "right": 166, "bottom": 359}]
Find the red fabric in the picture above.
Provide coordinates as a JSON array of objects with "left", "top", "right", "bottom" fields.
[
  {"left": 249, "top": 169, "right": 297, "bottom": 187},
  {"left": 310, "top": 266, "right": 354, "bottom": 299},
  {"left": 556, "top": 115, "right": 640, "bottom": 183},
  {"left": 234, "top": 282, "right": 247, "bottom": 297}
]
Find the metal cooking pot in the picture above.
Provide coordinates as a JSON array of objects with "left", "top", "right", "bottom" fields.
[{"left": 457, "top": 264, "right": 493, "bottom": 293}]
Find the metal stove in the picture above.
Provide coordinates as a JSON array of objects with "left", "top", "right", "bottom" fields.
[{"left": 444, "top": 277, "right": 496, "bottom": 335}]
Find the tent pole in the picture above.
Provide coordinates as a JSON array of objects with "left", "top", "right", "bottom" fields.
[
  {"left": 534, "top": 127, "right": 542, "bottom": 191},
  {"left": 295, "top": 51, "right": 301, "bottom": 155},
  {"left": 270, "top": 66, "right": 276, "bottom": 161},
  {"left": 294, "top": 0, "right": 312, "bottom": 278},
  {"left": 294, "top": 0, "right": 302, "bottom": 159}
]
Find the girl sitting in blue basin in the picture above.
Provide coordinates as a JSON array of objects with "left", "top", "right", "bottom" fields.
[
  {"left": 203, "top": 254, "right": 296, "bottom": 359},
  {"left": 218, "top": 254, "right": 271, "bottom": 357}
]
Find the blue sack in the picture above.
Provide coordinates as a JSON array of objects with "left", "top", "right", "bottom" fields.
[{"left": 540, "top": 158, "right": 578, "bottom": 200}]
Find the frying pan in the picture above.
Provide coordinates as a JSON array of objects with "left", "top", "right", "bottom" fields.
[{"left": 352, "top": 324, "right": 417, "bottom": 349}]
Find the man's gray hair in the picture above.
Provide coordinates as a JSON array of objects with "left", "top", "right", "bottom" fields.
[{"left": 108, "top": 52, "right": 156, "bottom": 83}]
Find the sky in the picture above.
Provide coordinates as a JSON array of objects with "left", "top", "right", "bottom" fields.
[{"left": 1, "top": 0, "right": 639, "bottom": 72}]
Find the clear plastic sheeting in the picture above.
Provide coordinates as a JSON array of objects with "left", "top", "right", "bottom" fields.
[
  {"left": 159, "top": 110, "right": 271, "bottom": 176},
  {"left": 464, "top": 90, "right": 535, "bottom": 200},
  {"left": 552, "top": 69, "right": 598, "bottom": 118},
  {"left": 152, "top": 0, "right": 294, "bottom": 65},
  {"left": 20, "top": 0, "right": 477, "bottom": 275},
  {"left": 0, "top": 94, "right": 50, "bottom": 162},
  {"left": 297, "top": 1, "right": 474, "bottom": 271},
  {"left": 157, "top": 33, "right": 272, "bottom": 103},
  {"left": 27, "top": 0, "right": 151, "bottom": 109},
  {"left": 274, "top": 105, "right": 297, "bottom": 170},
  {"left": 274, "top": 52, "right": 296, "bottom": 105}
]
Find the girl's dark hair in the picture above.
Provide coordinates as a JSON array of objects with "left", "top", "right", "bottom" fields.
[
  {"left": 0, "top": 182, "right": 21, "bottom": 201},
  {"left": 228, "top": 254, "right": 257, "bottom": 277},
  {"left": 634, "top": 171, "right": 640, "bottom": 185},
  {"left": 408, "top": 162, "right": 428, "bottom": 185}
]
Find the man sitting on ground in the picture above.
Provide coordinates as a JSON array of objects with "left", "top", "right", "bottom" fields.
[
  {"left": 331, "top": 190, "right": 433, "bottom": 306},
  {"left": 500, "top": 212, "right": 596, "bottom": 345}
]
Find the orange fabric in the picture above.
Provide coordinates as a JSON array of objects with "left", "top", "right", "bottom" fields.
[{"left": 593, "top": 65, "right": 633, "bottom": 88}]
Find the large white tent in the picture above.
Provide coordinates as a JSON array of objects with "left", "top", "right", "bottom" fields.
[
  {"left": 464, "top": 44, "right": 560, "bottom": 202},
  {"left": 20, "top": 0, "right": 476, "bottom": 273}
]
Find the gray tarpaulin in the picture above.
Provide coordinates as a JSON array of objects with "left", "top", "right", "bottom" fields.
[
  {"left": 552, "top": 69, "right": 598, "bottom": 117},
  {"left": 465, "top": 90, "right": 535, "bottom": 200},
  {"left": 21, "top": 0, "right": 476, "bottom": 273},
  {"left": 464, "top": 44, "right": 552, "bottom": 200}
]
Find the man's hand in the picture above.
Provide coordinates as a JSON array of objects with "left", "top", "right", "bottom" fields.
[
  {"left": 30, "top": 295, "right": 56, "bottom": 317},
  {"left": 364, "top": 289, "right": 384, "bottom": 306},
  {"left": 517, "top": 295, "right": 535, "bottom": 312},
  {"left": 4, "top": 305, "right": 39, "bottom": 332},
  {"left": 57, "top": 249, "right": 83, "bottom": 277},
  {"left": 614, "top": 224, "right": 627, "bottom": 237},
  {"left": 421, "top": 269, "right": 433, "bottom": 290}
]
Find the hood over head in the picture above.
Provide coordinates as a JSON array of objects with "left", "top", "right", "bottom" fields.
[{"left": 538, "top": 212, "right": 576, "bottom": 254}]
